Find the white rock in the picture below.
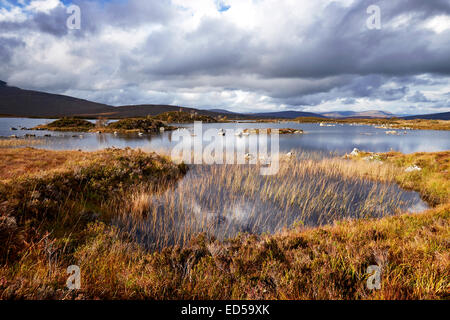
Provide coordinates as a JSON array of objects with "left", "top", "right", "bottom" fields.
[
  {"left": 385, "top": 130, "right": 398, "bottom": 135},
  {"left": 405, "top": 165, "right": 422, "bottom": 172},
  {"left": 350, "top": 148, "right": 360, "bottom": 156}
]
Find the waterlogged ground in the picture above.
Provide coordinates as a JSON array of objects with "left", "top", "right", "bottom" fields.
[
  {"left": 117, "top": 155, "right": 429, "bottom": 250},
  {"left": 0, "top": 118, "right": 439, "bottom": 248}
]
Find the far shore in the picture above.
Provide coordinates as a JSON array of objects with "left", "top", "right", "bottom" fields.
[{"left": 2, "top": 114, "right": 449, "bottom": 131}]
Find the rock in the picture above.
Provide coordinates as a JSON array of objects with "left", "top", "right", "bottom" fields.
[
  {"left": 405, "top": 165, "right": 422, "bottom": 172},
  {"left": 350, "top": 148, "right": 360, "bottom": 156},
  {"left": 385, "top": 130, "right": 398, "bottom": 135}
]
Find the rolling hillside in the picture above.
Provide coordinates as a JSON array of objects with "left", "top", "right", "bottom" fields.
[
  {"left": 320, "top": 110, "right": 394, "bottom": 118},
  {"left": 1, "top": 81, "right": 448, "bottom": 120},
  {"left": 0, "top": 81, "right": 230, "bottom": 119},
  {"left": 402, "top": 112, "right": 450, "bottom": 120},
  {"left": 246, "top": 111, "right": 325, "bottom": 119},
  {"left": 0, "top": 81, "right": 114, "bottom": 118}
]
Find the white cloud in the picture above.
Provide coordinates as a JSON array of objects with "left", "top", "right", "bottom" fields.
[{"left": 0, "top": 0, "right": 449, "bottom": 115}]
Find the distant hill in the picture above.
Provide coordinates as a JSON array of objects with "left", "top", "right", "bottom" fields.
[
  {"left": 0, "top": 81, "right": 232, "bottom": 119},
  {"left": 320, "top": 110, "right": 394, "bottom": 118},
  {"left": 245, "top": 111, "right": 326, "bottom": 119},
  {"left": 402, "top": 112, "right": 450, "bottom": 120},
  {"left": 0, "top": 81, "right": 322, "bottom": 120},
  {"left": 111, "top": 105, "right": 235, "bottom": 119},
  {"left": 0, "top": 81, "right": 115, "bottom": 118},
  {"left": 208, "top": 108, "right": 238, "bottom": 114},
  {"left": 2, "top": 81, "right": 448, "bottom": 121}
]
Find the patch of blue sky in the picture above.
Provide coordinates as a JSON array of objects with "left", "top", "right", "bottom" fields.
[{"left": 215, "top": 0, "right": 230, "bottom": 12}]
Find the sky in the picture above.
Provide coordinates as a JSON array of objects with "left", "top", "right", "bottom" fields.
[{"left": 0, "top": 0, "right": 449, "bottom": 115}]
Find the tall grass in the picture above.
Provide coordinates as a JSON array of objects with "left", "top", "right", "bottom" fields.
[
  {"left": 0, "top": 148, "right": 447, "bottom": 300},
  {"left": 0, "top": 138, "right": 46, "bottom": 148},
  {"left": 116, "top": 153, "right": 426, "bottom": 250}
]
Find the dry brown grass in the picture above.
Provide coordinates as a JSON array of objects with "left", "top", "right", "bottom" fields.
[
  {"left": 293, "top": 117, "right": 450, "bottom": 131},
  {"left": 349, "top": 151, "right": 450, "bottom": 205},
  {"left": 0, "top": 148, "right": 79, "bottom": 181},
  {"left": 0, "top": 148, "right": 448, "bottom": 300},
  {"left": 118, "top": 155, "right": 424, "bottom": 250},
  {"left": 0, "top": 138, "right": 46, "bottom": 148}
]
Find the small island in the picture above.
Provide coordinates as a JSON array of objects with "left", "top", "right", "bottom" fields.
[
  {"left": 33, "top": 117, "right": 176, "bottom": 134},
  {"left": 153, "top": 111, "right": 217, "bottom": 123}
]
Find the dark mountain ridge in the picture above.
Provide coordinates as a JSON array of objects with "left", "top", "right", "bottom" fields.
[{"left": 1, "top": 81, "right": 448, "bottom": 120}]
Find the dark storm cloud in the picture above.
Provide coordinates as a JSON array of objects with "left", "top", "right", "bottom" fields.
[
  {"left": 261, "top": 0, "right": 450, "bottom": 80},
  {"left": 139, "top": 17, "right": 257, "bottom": 77},
  {"left": 69, "top": 0, "right": 174, "bottom": 35},
  {"left": 408, "top": 91, "right": 433, "bottom": 103},
  {"left": 119, "top": 0, "right": 449, "bottom": 109},
  {"left": 0, "top": 36, "right": 24, "bottom": 62},
  {"left": 0, "top": 0, "right": 173, "bottom": 37},
  {"left": 0, "top": 5, "right": 68, "bottom": 36}
]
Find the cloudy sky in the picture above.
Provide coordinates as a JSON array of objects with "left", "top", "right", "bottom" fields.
[{"left": 1, "top": 0, "right": 449, "bottom": 114}]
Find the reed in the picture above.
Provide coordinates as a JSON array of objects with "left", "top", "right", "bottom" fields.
[
  {"left": 0, "top": 148, "right": 447, "bottom": 300},
  {"left": 116, "top": 152, "right": 424, "bottom": 250}
]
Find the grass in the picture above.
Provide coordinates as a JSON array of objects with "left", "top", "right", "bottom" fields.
[
  {"left": 347, "top": 151, "right": 449, "bottom": 206},
  {"left": 0, "top": 148, "right": 448, "bottom": 300},
  {"left": 293, "top": 117, "right": 450, "bottom": 131},
  {"left": 0, "top": 148, "right": 85, "bottom": 181},
  {"left": 0, "top": 138, "right": 46, "bottom": 148},
  {"left": 118, "top": 154, "right": 424, "bottom": 250}
]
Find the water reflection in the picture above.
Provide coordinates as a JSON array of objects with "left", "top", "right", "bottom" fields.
[{"left": 117, "top": 161, "right": 429, "bottom": 250}]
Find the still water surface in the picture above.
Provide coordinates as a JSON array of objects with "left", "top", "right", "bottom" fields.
[{"left": 1, "top": 118, "right": 449, "bottom": 154}]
